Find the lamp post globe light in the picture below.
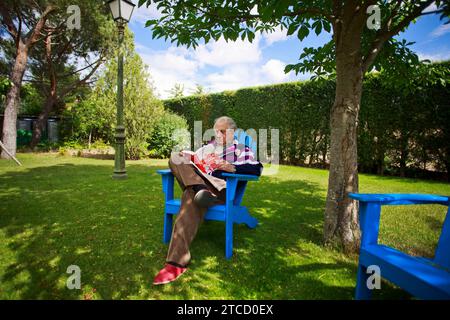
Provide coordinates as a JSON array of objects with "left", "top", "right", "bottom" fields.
[{"left": 107, "top": 0, "right": 135, "bottom": 179}]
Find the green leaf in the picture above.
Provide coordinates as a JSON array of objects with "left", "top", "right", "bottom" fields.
[
  {"left": 297, "top": 25, "right": 309, "bottom": 41},
  {"left": 145, "top": 19, "right": 156, "bottom": 28},
  {"left": 287, "top": 23, "right": 298, "bottom": 36},
  {"left": 314, "top": 22, "right": 322, "bottom": 35},
  {"left": 247, "top": 30, "right": 255, "bottom": 42}
]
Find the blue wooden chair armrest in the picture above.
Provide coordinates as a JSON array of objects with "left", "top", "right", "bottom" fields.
[
  {"left": 221, "top": 172, "right": 260, "bottom": 181},
  {"left": 349, "top": 193, "right": 449, "bottom": 248},
  {"left": 349, "top": 193, "right": 449, "bottom": 206},
  {"left": 157, "top": 169, "right": 172, "bottom": 175},
  {"left": 158, "top": 170, "right": 260, "bottom": 181},
  {"left": 157, "top": 169, "right": 174, "bottom": 202}
]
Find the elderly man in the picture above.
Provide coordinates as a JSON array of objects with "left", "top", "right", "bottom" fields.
[{"left": 153, "top": 116, "right": 263, "bottom": 285}]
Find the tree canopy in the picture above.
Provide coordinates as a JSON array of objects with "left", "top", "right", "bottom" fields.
[{"left": 141, "top": 0, "right": 449, "bottom": 78}]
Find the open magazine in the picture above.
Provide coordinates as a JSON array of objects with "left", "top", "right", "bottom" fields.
[{"left": 182, "top": 147, "right": 236, "bottom": 174}]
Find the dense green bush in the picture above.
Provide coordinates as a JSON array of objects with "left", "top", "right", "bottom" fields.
[
  {"left": 147, "top": 111, "right": 189, "bottom": 159},
  {"left": 164, "top": 64, "right": 449, "bottom": 180}
]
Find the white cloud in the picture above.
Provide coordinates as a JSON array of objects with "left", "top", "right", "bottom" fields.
[
  {"left": 417, "top": 51, "right": 450, "bottom": 62},
  {"left": 423, "top": 3, "right": 437, "bottom": 13},
  {"left": 204, "top": 59, "right": 293, "bottom": 92},
  {"left": 263, "top": 27, "right": 289, "bottom": 46},
  {"left": 142, "top": 47, "right": 198, "bottom": 76},
  {"left": 138, "top": 46, "right": 200, "bottom": 98},
  {"left": 136, "top": 35, "right": 303, "bottom": 98},
  {"left": 194, "top": 35, "right": 262, "bottom": 67},
  {"left": 149, "top": 69, "right": 195, "bottom": 98},
  {"left": 261, "top": 59, "right": 291, "bottom": 82},
  {"left": 131, "top": 3, "right": 163, "bottom": 26},
  {"left": 431, "top": 24, "right": 450, "bottom": 38},
  {"left": 205, "top": 65, "right": 252, "bottom": 92}
]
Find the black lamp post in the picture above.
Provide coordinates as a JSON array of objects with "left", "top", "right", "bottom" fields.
[{"left": 107, "top": 0, "right": 135, "bottom": 179}]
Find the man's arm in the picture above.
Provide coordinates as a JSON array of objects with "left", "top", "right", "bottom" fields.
[{"left": 212, "top": 162, "right": 263, "bottom": 179}]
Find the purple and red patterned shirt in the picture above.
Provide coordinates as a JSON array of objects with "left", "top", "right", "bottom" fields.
[{"left": 195, "top": 139, "right": 262, "bottom": 178}]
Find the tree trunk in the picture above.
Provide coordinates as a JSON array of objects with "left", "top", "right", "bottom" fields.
[
  {"left": 322, "top": 141, "right": 327, "bottom": 167},
  {"left": 308, "top": 130, "right": 318, "bottom": 166},
  {"left": 30, "top": 34, "right": 56, "bottom": 149},
  {"left": 88, "top": 128, "right": 92, "bottom": 149},
  {"left": 1, "top": 42, "right": 29, "bottom": 159},
  {"left": 289, "top": 131, "right": 297, "bottom": 164},
  {"left": 377, "top": 158, "right": 385, "bottom": 176},
  {"left": 324, "top": 18, "right": 364, "bottom": 252},
  {"left": 30, "top": 96, "right": 56, "bottom": 148},
  {"left": 446, "top": 160, "right": 450, "bottom": 182},
  {"left": 399, "top": 134, "right": 408, "bottom": 177},
  {"left": 376, "top": 145, "right": 385, "bottom": 175}
]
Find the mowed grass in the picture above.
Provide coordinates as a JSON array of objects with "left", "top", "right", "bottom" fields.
[{"left": 0, "top": 153, "right": 449, "bottom": 300}]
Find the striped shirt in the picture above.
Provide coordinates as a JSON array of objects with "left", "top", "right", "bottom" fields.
[
  {"left": 215, "top": 139, "right": 260, "bottom": 166},
  {"left": 195, "top": 139, "right": 262, "bottom": 177}
]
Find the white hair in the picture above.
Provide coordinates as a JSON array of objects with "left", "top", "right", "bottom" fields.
[{"left": 214, "top": 116, "right": 237, "bottom": 130}]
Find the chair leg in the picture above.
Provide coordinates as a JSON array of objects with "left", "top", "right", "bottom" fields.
[
  {"left": 225, "top": 217, "right": 233, "bottom": 259},
  {"left": 355, "top": 264, "right": 372, "bottom": 300},
  {"left": 243, "top": 209, "right": 258, "bottom": 229},
  {"left": 163, "top": 212, "right": 173, "bottom": 244}
]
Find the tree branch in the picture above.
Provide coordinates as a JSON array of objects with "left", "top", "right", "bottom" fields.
[
  {"left": 60, "top": 57, "right": 104, "bottom": 79},
  {"left": 25, "top": 5, "right": 57, "bottom": 47},
  {"left": 59, "top": 55, "right": 104, "bottom": 98},
  {"left": 15, "top": 5, "right": 23, "bottom": 47},
  {"left": 285, "top": 7, "right": 334, "bottom": 22},
  {"left": 362, "top": 0, "right": 435, "bottom": 73},
  {"left": 0, "top": 4, "right": 19, "bottom": 42}
]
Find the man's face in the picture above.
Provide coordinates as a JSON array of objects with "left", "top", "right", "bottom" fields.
[{"left": 214, "top": 121, "right": 235, "bottom": 145}]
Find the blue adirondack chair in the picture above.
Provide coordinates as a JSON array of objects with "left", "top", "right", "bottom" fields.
[
  {"left": 157, "top": 130, "right": 260, "bottom": 259},
  {"left": 349, "top": 193, "right": 450, "bottom": 300}
]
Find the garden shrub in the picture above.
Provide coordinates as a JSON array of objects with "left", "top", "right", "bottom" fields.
[{"left": 147, "top": 111, "right": 189, "bottom": 159}]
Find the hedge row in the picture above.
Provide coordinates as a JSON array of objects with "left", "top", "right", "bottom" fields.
[{"left": 163, "top": 75, "right": 450, "bottom": 180}]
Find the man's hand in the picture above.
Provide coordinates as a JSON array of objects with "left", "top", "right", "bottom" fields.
[{"left": 217, "top": 161, "right": 236, "bottom": 173}]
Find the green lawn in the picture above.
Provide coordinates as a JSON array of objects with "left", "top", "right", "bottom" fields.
[{"left": 0, "top": 153, "right": 449, "bottom": 299}]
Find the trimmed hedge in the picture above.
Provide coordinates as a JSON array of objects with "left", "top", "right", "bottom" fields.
[{"left": 163, "top": 74, "right": 449, "bottom": 180}]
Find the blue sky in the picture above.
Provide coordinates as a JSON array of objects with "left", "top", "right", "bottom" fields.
[{"left": 128, "top": 3, "right": 450, "bottom": 99}]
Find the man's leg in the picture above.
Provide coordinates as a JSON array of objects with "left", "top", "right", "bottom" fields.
[
  {"left": 169, "top": 152, "right": 225, "bottom": 207},
  {"left": 166, "top": 187, "right": 207, "bottom": 267},
  {"left": 153, "top": 185, "right": 218, "bottom": 285},
  {"left": 154, "top": 153, "right": 226, "bottom": 284},
  {"left": 168, "top": 152, "right": 206, "bottom": 190}
]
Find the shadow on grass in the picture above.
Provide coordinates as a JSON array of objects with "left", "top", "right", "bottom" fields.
[{"left": 0, "top": 161, "right": 408, "bottom": 299}]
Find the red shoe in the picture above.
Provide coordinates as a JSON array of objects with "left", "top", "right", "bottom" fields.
[{"left": 153, "top": 264, "right": 187, "bottom": 285}]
